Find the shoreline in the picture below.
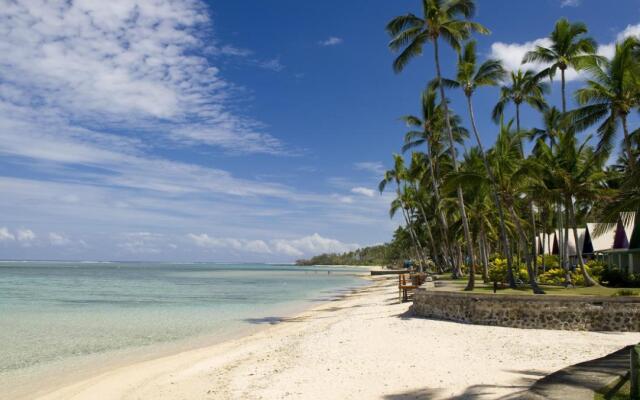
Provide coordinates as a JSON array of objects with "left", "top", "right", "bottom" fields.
[
  {"left": 4, "top": 274, "right": 374, "bottom": 400},
  {"left": 26, "top": 275, "right": 640, "bottom": 400}
]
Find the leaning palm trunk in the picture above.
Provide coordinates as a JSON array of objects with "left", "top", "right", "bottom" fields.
[
  {"left": 433, "top": 39, "right": 476, "bottom": 290},
  {"left": 567, "top": 196, "right": 598, "bottom": 286},
  {"left": 564, "top": 209, "right": 571, "bottom": 283},
  {"left": 529, "top": 202, "right": 538, "bottom": 280},
  {"left": 479, "top": 227, "right": 490, "bottom": 282},
  {"left": 508, "top": 205, "right": 545, "bottom": 294},
  {"left": 466, "top": 95, "right": 517, "bottom": 288}
]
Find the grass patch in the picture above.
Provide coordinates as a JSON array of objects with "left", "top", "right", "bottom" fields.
[{"left": 594, "top": 375, "right": 630, "bottom": 399}]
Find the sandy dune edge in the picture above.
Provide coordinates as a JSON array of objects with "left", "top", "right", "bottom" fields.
[{"left": 34, "top": 277, "right": 640, "bottom": 400}]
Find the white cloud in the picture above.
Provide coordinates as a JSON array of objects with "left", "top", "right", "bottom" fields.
[
  {"left": 117, "top": 232, "right": 168, "bottom": 254},
  {"left": 0, "top": 0, "right": 285, "bottom": 155},
  {"left": 318, "top": 37, "right": 343, "bottom": 46},
  {"left": 188, "top": 233, "right": 359, "bottom": 258},
  {"left": 354, "top": 162, "right": 385, "bottom": 176},
  {"left": 560, "top": 0, "right": 581, "bottom": 7},
  {"left": 49, "top": 232, "right": 71, "bottom": 246},
  {"left": 490, "top": 38, "right": 581, "bottom": 82},
  {"left": 0, "top": 227, "right": 15, "bottom": 241},
  {"left": 598, "top": 23, "right": 640, "bottom": 59},
  {"left": 259, "top": 57, "right": 285, "bottom": 72},
  {"left": 188, "top": 234, "right": 272, "bottom": 254},
  {"left": 351, "top": 187, "right": 375, "bottom": 197},
  {"left": 16, "top": 229, "right": 36, "bottom": 242},
  {"left": 272, "top": 233, "right": 359, "bottom": 257},
  {"left": 490, "top": 23, "right": 640, "bottom": 82}
]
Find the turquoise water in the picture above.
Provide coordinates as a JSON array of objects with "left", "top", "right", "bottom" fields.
[{"left": 0, "top": 261, "right": 366, "bottom": 393}]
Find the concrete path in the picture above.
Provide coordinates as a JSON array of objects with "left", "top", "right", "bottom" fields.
[{"left": 522, "top": 345, "right": 633, "bottom": 399}]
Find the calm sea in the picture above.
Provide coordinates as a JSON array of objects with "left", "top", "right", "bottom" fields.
[{"left": 0, "top": 261, "right": 367, "bottom": 398}]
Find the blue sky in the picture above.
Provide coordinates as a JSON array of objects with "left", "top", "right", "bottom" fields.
[{"left": 0, "top": 0, "right": 638, "bottom": 261}]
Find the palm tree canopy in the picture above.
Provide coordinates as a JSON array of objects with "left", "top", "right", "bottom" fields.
[
  {"left": 522, "top": 18, "right": 600, "bottom": 78},
  {"left": 571, "top": 37, "right": 640, "bottom": 156},
  {"left": 443, "top": 40, "right": 506, "bottom": 97},
  {"left": 529, "top": 106, "right": 565, "bottom": 152},
  {"left": 492, "top": 69, "right": 549, "bottom": 122},
  {"left": 386, "top": 0, "right": 489, "bottom": 73}
]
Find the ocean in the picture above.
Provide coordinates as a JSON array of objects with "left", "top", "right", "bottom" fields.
[{"left": 0, "top": 261, "right": 368, "bottom": 398}]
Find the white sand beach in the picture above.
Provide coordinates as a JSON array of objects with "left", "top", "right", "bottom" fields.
[{"left": 33, "top": 276, "right": 640, "bottom": 400}]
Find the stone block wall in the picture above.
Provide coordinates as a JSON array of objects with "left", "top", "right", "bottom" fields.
[{"left": 412, "top": 289, "right": 640, "bottom": 331}]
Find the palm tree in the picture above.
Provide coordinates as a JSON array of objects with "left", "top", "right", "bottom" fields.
[
  {"left": 535, "top": 130, "right": 605, "bottom": 286},
  {"left": 387, "top": 0, "right": 488, "bottom": 280},
  {"left": 488, "top": 121, "right": 545, "bottom": 294},
  {"left": 401, "top": 89, "right": 468, "bottom": 276},
  {"left": 446, "top": 120, "right": 545, "bottom": 293},
  {"left": 572, "top": 37, "right": 640, "bottom": 170},
  {"left": 522, "top": 18, "right": 599, "bottom": 113},
  {"left": 380, "top": 155, "right": 428, "bottom": 268},
  {"left": 442, "top": 40, "right": 516, "bottom": 288},
  {"left": 492, "top": 69, "right": 549, "bottom": 134}
]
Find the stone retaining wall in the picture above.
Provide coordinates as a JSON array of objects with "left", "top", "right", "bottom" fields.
[{"left": 412, "top": 288, "right": 640, "bottom": 331}]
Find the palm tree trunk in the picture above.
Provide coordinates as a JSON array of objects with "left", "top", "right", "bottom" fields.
[
  {"left": 541, "top": 230, "right": 547, "bottom": 273},
  {"left": 508, "top": 205, "right": 545, "bottom": 294},
  {"left": 621, "top": 114, "right": 636, "bottom": 170},
  {"left": 479, "top": 226, "right": 490, "bottom": 282},
  {"left": 530, "top": 202, "right": 538, "bottom": 280},
  {"left": 416, "top": 201, "right": 439, "bottom": 268},
  {"left": 556, "top": 203, "right": 570, "bottom": 285},
  {"left": 561, "top": 206, "right": 573, "bottom": 285},
  {"left": 433, "top": 39, "right": 476, "bottom": 291},
  {"left": 467, "top": 95, "right": 517, "bottom": 288},
  {"left": 561, "top": 68, "right": 567, "bottom": 114},
  {"left": 567, "top": 195, "right": 598, "bottom": 286},
  {"left": 395, "top": 183, "right": 426, "bottom": 270},
  {"left": 425, "top": 138, "right": 456, "bottom": 272}
]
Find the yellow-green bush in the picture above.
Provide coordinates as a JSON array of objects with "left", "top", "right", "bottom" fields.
[
  {"left": 538, "top": 265, "right": 591, "bottom": 286},
  {"left": 488, "top": 258, "right": 528, "bottom": 283},
  {"left": 536, "top": 254, "right": 560, "bottom": 269}
]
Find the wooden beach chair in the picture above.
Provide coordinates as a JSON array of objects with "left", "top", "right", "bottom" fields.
[{"left": 398, "top": 273, "right": 418, "bottom": 302}]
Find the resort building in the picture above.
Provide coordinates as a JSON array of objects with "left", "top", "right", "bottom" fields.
[{"left": 595, "top": 212, "right": 640, "bottom": 274}]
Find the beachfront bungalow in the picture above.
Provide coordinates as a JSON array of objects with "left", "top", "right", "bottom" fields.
[
  {"left": 582, "top": 223, "right": 616, "bottom": 256},
  {"left": 551, "top": 228, "right": 585, "bottom": 262},
  {"left": 536, "top": 233, "right": 554, "bottom": 256},
  {"left": 596, "top": 212, "right": 640, "bottom": 274}
]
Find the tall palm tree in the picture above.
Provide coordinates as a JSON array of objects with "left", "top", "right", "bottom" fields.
[
  {"left": 380, "top": 155, "right": 428, "bottom": 268},
  {"left": 492, "top": 69, "right": 549, "bottom": 134},
  {"left": 387, "top": 0, "right": 488, "bottom": 279},
  {"left": 442, "top": 40, "right": 516, "bottom": 288},
  {"left": 401, "top": 89, "right": 468, "bottom": 277},
  {"left": 447, "top": 120, "right": 545, "bottom": 293},
  {"left": 535, "top": 131, "right": 605, "bottom": 286},
  {"left": 572, "top": 37, "right": 640, "bottom": 170},
  {"left": 522, "top": 18, "right": 599, "bottom": 113}
]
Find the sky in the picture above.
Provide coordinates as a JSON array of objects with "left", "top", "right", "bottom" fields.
[{"left": 0, "top": 0, "right": 639, "bottom": 262}]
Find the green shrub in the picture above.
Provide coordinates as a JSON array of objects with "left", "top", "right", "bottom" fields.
[
  {"left": 537, "top": 255, "right": 560, "bottom": 269},
  {"left": 488, "top": 258, "right": 527, "bottom": 283},
  {"left": 585, "top": 259, "right": 605, "bottom": 281},
  {"left": 600, "top": 265, "right": 640, "bottom": 287},
  {"left": 539, "top": 267, "right": 566, "bottom": 285}
]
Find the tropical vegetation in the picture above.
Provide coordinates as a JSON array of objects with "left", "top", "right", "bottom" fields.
[{"left": 379, "top": 0, "right": 640, "bottom": 293}]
